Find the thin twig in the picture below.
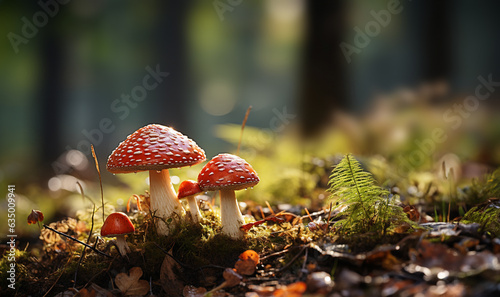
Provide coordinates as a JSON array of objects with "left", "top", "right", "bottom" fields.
[
  {"left": 236, "top": 106, "right": 252, "bottom": 155},
  {"left": 198, "top": 264, "right": 227, "bottom": 270},
  {"left": 260, "top": 248, "right": 291, "bottom": 261},
  {"left": 299, "top": 209, "right": 326, "bottom": 221},
  {"left": 43, "top": 224, "right": 111, "bottom": 258},
  {"left": 299, "top": 247, "right": 309, "bottom": 277},
  {"left": 278, "top": 245, "right": 308, "bottom": 272},
  {"left": 327, "top": 202, "right": 333, "bottom": 232}
]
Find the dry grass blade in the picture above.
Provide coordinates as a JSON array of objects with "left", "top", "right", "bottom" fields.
[
  {"left": 304, "top": 208, "right": 313, "bottom": 222},
  {"left": 265, "top": 201, "right": 275, "bottom": 216},
  {"left": 91, "top": 145, "right": 105, "bottom": 223},
  {"left": 73, "top": 181, "right": 97, "bottom": 287},
  {"left": 237, "top": 105, "right": 252, "bottom": 155}
]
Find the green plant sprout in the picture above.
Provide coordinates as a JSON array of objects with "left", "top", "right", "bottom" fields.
[{"left": 328, "top": 154, "right": 415, "bottom": 237}]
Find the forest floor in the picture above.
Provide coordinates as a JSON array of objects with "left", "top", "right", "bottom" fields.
[{"left": 2, "top": 193, "right": 500, "bottom": 297}]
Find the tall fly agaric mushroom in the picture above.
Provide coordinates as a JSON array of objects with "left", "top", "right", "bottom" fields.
[
  {"left": 178, "top": 180, "right": 203, "bottom": 224},
  {"left": 101, "top": 212, "right": 135, "bottom": 256},
  {"left": 107, "top": 124, "right": 206, "bottom": 235},
  {"left": 198, "top": 153, "right": 259, "bottom": 239}
]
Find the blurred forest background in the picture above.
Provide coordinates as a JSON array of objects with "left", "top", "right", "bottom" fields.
[{"left": 1, "top": 0, "right": 500, "bottom": 237}]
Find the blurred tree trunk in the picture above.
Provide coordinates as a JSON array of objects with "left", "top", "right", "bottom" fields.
[
  {"left": 422, "top": 0, "right": 452, "bottom": 82},
  {"left": 37, "top": 14, "right": 64, "bottom": 173},
  {"left": 154, "top": 0, "right": 191, "bottom": 131},
  {"left": 299, "top": 0, "right": 348, "bottom": 139}
]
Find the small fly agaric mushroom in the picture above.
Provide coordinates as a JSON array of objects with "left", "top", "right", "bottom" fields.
[
  {"left": 101, "top": 212, "right": 135, "bottom": 256},
  {"left": 107, "top": 124, "right": 206, "bottom": 235},
  {"left": 178, "top": 180, "right": 203, "bottom": 224},
  {"left": 198, "top": 153, "right": 259, "bottom": 239}
]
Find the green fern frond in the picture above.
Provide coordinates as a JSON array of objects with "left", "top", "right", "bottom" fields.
[{"left": 328, "top": 154, "right": 414, "bottom": 236}]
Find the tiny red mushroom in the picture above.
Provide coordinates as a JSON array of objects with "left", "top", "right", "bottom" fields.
[
  {"left": 107, "top": 124, "right": 206, "bottom": 235},
  {"left": 198, "top": 153, "right": 259, "bottom": 239},
  {"left": 101, "top": 212, "right": 135, "bottom": 256},
  {"left": 178, "top": 180, "right": 203, "bottom": 224},
  {"left": 27, "top": 209, "right": 44, "bottom": 225}
]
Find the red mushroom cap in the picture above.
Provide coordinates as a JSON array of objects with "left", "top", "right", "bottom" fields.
[
  {"left": 198, "top": 153, "right": 259, "bottom": 191},
  {"left": 178, "top": 180, "right": 202, "bottom": 199},
  {"left": 101, "top": 212, "right": 135, "bottom": 237},
  {"left": 106, "top": 124, "right": 206, "bottom": 174}
]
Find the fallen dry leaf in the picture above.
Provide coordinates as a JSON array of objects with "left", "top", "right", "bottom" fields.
[
  {"left": 247, "top": 282, "right": 307, "bottom": 297},
  {"left": 223, "top": 268, "right": 242, "bottom": 287},
  {"left": 160, "top": 249, "right": 185, "bottom": 296},
  {"left": 403, "top": 205, "right": 427, "bottom": 223},
  {"left": 54, "top": 288, "right": 78, "bottom": 297},
  {"left": 247, "top": 284, "right": 276, "bottom": 296},
  {"left": 76, "top": 288, "right": 96, "bottom": 297},
  {"left": 407, "top": 239, "right": 500, "bottom": 279},
  {"left": 381, "top": 279, "right": 414, "bottom": 296},
  {"left": 55, "top": 284, "right": 113, "bottom": 297},
  {"left": 365, "top": 248, "right": 402, "bottom": 270},
  {"left": 182, "top": 285, "right": 206, "bottom": 297},
  {"left": 205, "top": 268, "right": 242, "bottom": 296},
  {"left": 115, "top": 267, "right": 149, "bottom": 296},
  {"left": 272, "top": 282, "right": 307, "bottom": 297},
  {"left": 493, "top": 238, "right": 500, "bottom": 254},
  {"left": 454, "top": 240, "right": 477, "bottom": 255},
  {"left": 235, "top": 250, "right": 259, "bottom": 275},
  {"left": 85, "top": 283, "right": 114, "bottom": 297},
  {"left": 235, "top": 258, "right": 256, "bottom": 276}
]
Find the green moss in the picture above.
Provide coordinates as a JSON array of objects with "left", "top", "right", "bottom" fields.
[
  {"left": 462, "top": 204, "right": 500, "bottom": 238},
  {"left": 0, "top": 249, "right": 31, "bottom": 290},
  {"left": 467, "top": 168, "right": 500, "bottom": 205},
  {"left": 137, "top": 210, "right": 250, "bottom": 268}
]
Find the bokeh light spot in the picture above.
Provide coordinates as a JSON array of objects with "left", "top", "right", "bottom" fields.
[
  {"left": 48, "top": 177, "right": 62, "bottom": 191},
  {"left": 66, "top": 149, "right": 89, "bottom": 170},
  {"left": 199, "top": 82, "right": 236, "bottom": 116},
  {"left": 171, "top": 175, "right": 180, "bottom": 185}
]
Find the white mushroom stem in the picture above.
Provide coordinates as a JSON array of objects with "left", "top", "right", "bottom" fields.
[
  {"left": 115, "top": 235, "right": 131, "bottom": 256},
  {"left": 219, "top": 189, "right": 245, "bottom": 239},
  {"left": 149, "top": 169, "right": 185, "bottom": 236},
  {"left": 185, "top": 194, "right": 202, "bottom": 224}
]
